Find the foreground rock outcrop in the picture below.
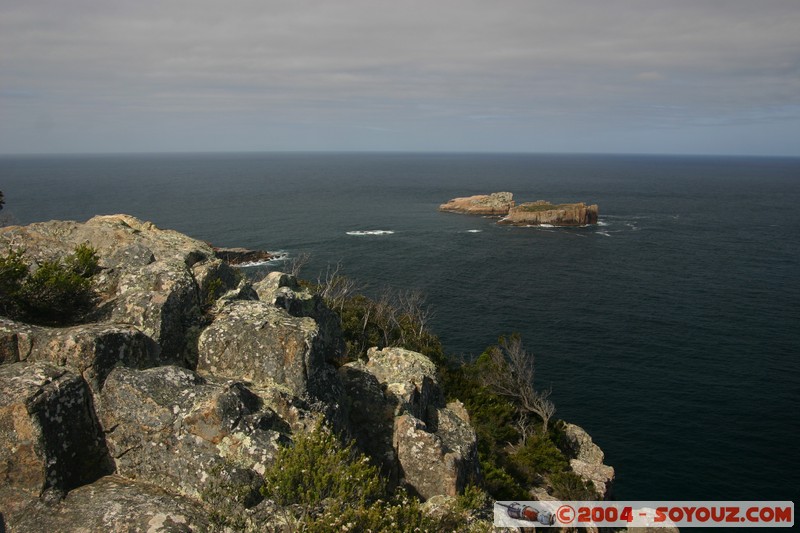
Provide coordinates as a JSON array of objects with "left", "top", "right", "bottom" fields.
[
  {"left": 0, "top": 363, "right": 110, "bottom": 516},
  {"left": 500, "top": 200, "right": 599, "bottom": 226},
  {"left": 439, "top": 192, "right": 515, "bottom": 216},
  {"left": 0, "top": 215, "right": 484, "bottom": 531}
]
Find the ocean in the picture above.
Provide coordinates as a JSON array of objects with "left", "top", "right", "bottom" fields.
[{"left": 2, "top": 152, "right": 798, "bottom": 504}]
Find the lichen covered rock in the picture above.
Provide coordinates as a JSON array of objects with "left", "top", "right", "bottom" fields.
[
  {"left": 0, "top": 215, "right": 241, "bottom": 364},
  {"left": 97, "top": 365, "right": 288, "bottom": 503},
  {"left": 254, "top": 271, "right": 345, "bottom": 362},
  {"left": 0, "top": 363, "right": 110, "bottom": 514},
  {"left": 197, "top": 300, "right": 329, "bottom": 397},
  {"left": 4, "top": 475, "right": 211, "bottom": 533},
  {"left": 340, "top": 347, "right": 479, "bottom": 500},
  {"left": 564, "top": 422, "right": 615, "bottom": 498},
  {"left": 1, "top": 319, "right": 162, "bottom": 393}
]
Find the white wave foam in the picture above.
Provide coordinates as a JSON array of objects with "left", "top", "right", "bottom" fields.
[
  {"left": 597, "top": 220, "right": 609, "bottom": 227},
  {"left": 236, "top": 260, "right": 274, "bottom": 267},
  {"left": 466, "top": 229, "right": 482, "bottom": 233},
  {"left": 236, "top": 253, "right": 288, "bottom": 268},
  {"left": 596, "top": 231, "right": 612, "bottom": 237},
  {"left": 346, "top": 230, "right": 395, "bottom": 236},
  {"left": 539, "top": 223, "right": 555, "bottom": 228}
]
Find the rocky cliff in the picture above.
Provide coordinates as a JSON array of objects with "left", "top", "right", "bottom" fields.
[
  {"left": 438, "top": 192, "right": 515, "bottom": 216},
  {"left": 499, "top": 200, "right": 599, "bottom": 226},
  {"left": 0, "top": 215, "right": 480, "bottom": 531}
]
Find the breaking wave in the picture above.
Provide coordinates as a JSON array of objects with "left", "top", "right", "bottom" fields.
[{"left": 346, "top": 230, "right": 395, "bottom": 236}]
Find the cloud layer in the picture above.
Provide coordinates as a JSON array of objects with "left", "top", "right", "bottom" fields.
[{"left": 2, "top": 0, "right": 799, "bottom": 154}]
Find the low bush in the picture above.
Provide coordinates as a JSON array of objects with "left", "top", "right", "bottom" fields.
[
  {"left": 549, "top": 471, "right": 598, "bottom": 501},
  {"left": 0, "top": 244, "right": 99, "bottom": 325},
  {"left": 0, "top": 248, "right": 27, "bottom": 316},
  {"left": 261, "top": 422, "right": 384, "bottom": 513},
  {"left": 259, "top": 421, "right": 494, "bottom": 532}
]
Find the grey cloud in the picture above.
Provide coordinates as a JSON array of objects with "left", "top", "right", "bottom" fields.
[{"left": 1, "top": 0, "right": 799, "bottom": 154}]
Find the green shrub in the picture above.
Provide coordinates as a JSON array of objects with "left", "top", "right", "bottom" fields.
[
  {"left": 0, "top": 248, "right": 27, "bottom": 316},
  {"left": 65, "top": 243, "right": 100, "bottom": 277},
  {"left": 478, "top": 453, "right": 529, "bottom": 501},
  {"left": 261, "top": 422, "right": 385, "bottom": 515},
  {"left": 314, "top": 274, "right": 445, "bottom": 366},
  {"left": 456, "top": 483, "right": 490, "bottom": 514},
  {"left": 306, "top": 489, "right": 440, "bottom": 532},
  {"left": 508, "top": 433, "right": 570, "bottom": 483},
  {"left": 549, "top": 471, "right": 598, "bottom": 501},
  {"left": 0, "top": 245, "right": 99, "bottom": 325}
]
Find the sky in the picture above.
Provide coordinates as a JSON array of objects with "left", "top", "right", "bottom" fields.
[{"left": 1, "top": 0, "right": 799, "bottom": 156}]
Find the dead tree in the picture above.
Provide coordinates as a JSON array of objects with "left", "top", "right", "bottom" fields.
[{"left": 483, "top": 335, "right": 556, "bottom": 435}]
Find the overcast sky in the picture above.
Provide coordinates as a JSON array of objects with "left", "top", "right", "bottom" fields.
[{"left": 1, "top": 0, "right": 799, "bottom": 155}]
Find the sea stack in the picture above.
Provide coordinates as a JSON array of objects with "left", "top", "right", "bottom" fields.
[
  {"left": 438, "top": 192, "right": 515, "bottom": 216},
  {"left": 499, "top": 200, "right": 599, "bottom": 226}
]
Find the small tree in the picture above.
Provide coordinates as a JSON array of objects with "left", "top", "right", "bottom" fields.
[{"left": 482, "top": 335, "right": 556, "bottom": 435}]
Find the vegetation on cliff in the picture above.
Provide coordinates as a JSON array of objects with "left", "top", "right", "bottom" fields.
[
  {"left": 307, "top": 267, "right": 597, "bottom": 502},
  {"left": 0, "top": 244, "right": 99, "bottom": 325},
  {"left": 258, "top": 422, "right": 484, "bottom": 531}
]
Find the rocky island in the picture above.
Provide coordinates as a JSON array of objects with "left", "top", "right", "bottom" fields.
[
  {"left": 440, "top": 192, "right": 599, "bottom": 226},
  {"left": 500, "top": 200, "right": 599, "bottom": 226},
  {"left": 438, "top": 192, "right": 515, "bottom": 216},
  {"left": 0, "top": 215, "right": 619, "bottom": 532}
]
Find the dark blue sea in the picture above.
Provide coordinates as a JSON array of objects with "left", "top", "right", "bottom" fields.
[{"left": 2, "top": 152, "right": 798, "bottom": 504}]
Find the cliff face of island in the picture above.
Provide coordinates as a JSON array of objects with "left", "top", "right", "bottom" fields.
[
  {"left": 438, "top": 191, "right": 515, "bottom": 216},
  {"left": 0, "top": 215, "right": 615, "bottom": 531},
  {"left": 500, "top": 200, "right": 599, "bottom": 226},
  {"left": 441, "top": 193, "right": 599, "bottom": 226}
]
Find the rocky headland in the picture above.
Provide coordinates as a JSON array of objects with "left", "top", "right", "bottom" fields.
[
  {"left": 0, "top": 215, "right": 616, "bottom": 531},
  {"left": 440, "top": 192, "right": 599, "bottom": 226}
]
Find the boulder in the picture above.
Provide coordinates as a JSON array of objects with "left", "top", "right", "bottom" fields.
[
  {"left": 0, "top": 318, "right": 162, "bottom": 393},
  {"left": 4, "top": 475, "right": 210, "bottom": 533},
  {"left": 197, "top": 300, "right": 328, "bottom": 397},
  {"left": 340, "top": 347, "right": 479, "bottom": 500},
  {"left": 0, "top": 318, "right": 35, "bottom": 365},
  {"left": 499, "top": 200, "right": 599, "bottom": 226},
  {"left": 394, "top": 409, "right": 478, "bottom": 500},
  {"left": 564, "top": 423, "right": 615, "bottom": 498},
  {"left": 0, "top": 363, "right": 110, "bottom": 514},
  {"left": 364, "top": 347, "right": 440, "bottom": 421},
  {"left": 107, "top": 260, "right": 201, "bottom": 363},
  {"left": 338, "top": 362, "right": 397, "bottom": 481},
  {"left": 439, "top": 192, "right": 515, "bottom": 216},
  {"left": 253, "top": 271, "right": 345, "bottom": 362},
  {"left": 97, "top": 365, "right": 289, "bottom": 504}
]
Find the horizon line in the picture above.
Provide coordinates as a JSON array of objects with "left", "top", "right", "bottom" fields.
[{"left": 1, "top": 149, "right": 799, "bottom": 159}]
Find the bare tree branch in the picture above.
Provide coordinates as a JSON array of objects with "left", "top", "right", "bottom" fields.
[
  {"left": 482, "top": 335, "right": 556, "bottom": 434},
  {"left": 288, "top": 252, "right": 311, "bottom": 278}
]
